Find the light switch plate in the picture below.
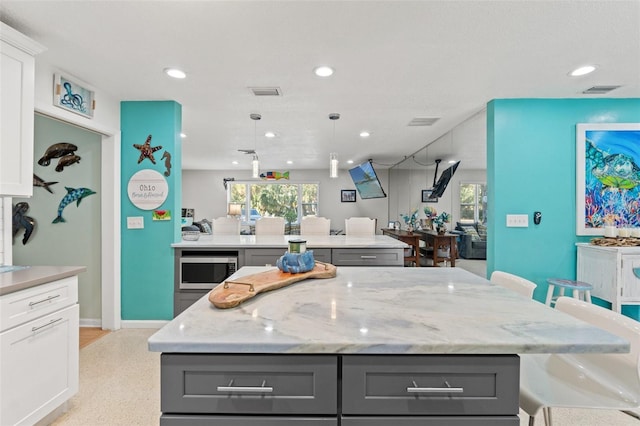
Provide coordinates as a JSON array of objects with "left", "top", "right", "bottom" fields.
[
  {"left": 127, "top": 216, "right": 144, "bottom": 229},
  {"left": 506, "top": 214, "right": 528, "bottom": 227}
]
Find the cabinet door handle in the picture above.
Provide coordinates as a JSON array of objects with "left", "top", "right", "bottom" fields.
[
  {"left": 28, "top": 294, "right": 60, "bottom": 307},
  {"left": 217, "top": 379, "right": 273, "bottom": 393},
  {"left": 31, "top": 317, "right": 63, "bottom": 332},
  {"left": 360, "top": 255, "right": 377, "bottom": 259},
  {"left": 407, "top": 380, "right": 463, "bottom": 394},
  {"left": 406, "top": 386, "right": 464, "bottom": 393}
]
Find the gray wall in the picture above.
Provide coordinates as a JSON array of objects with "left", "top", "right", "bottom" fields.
[
  {"left": 13, "top": 114, "right": 102, "bottom": 322},
  {"left": 182, "top": 168, "right": 390, "bottom": 234}
]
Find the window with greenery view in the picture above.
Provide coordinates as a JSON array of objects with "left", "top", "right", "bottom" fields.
[
  {"left": 459, "top": 183, "right": 486, "bottom": 224},
  {"left": 229, "top": 182, "right": 319, "bottom": 224}
]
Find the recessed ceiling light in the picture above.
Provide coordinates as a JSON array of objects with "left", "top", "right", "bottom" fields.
[
  {"left": 448, "top": 160, "right": 457, "bottom": 164},
  {"left": 164, "top": 68, "right": 186, "bottom": 79},
  {"left": 314, "top": 66, "right": 334, "bottom": 77},
  {"left": 347, "top": 160, "right": 354, "bottom": 164},
  {"left": 232, "top": 161, "right": 238, "bottom": 165},
  {"left": 569, "top": 65, "right": 596, "bottom": 77},
  {"left": 265, "top": 131, "right": 276, "bottom": 138},
  {"left": 286, "top": 160, "right": 293, "bottom": 165},
  {"left": 180, "top": 133, "right": 186, "bottom": 138},
  {"left": 359, "top": 131, "right": 370, "bottom": 138}
]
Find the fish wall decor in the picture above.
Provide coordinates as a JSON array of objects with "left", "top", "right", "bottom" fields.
[
  {"left": 12, "top": 202, "right": 36, "bottom": 245},
  {"left": 55, "top": 154, "right": 81, "bottom": 172},
  {"left": 133, "top": 134, "right": 162, "bottom": 164},
  {"left": 260, "top": 171, "right": 290, "bottom": 180},
  {"left": 37, "top": 143, "right": 78, "bottom": 166},
  {"left": 33, "top": 174, "right": 58, "bottom": 193},
  {"left": 52, "top": 186, "right": 96, "bottom": 223},
  {"left": 161, "top": 151, "right": 172, "bottom": 176}
]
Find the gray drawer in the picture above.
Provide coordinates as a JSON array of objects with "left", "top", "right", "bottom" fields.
[
  {"left": 244, "top": 248, "right": 287, "bottom": 266},
  {"left": 341, "top": 416, "right": 518, "bottom": 425},
  {"left": 331, "top": 248, "right": 403, "bottom": 266},
  {"left": 342, "top": 355, "right": 519, "bottom": 415},
  {"left": 161, "top": 354, "right": 337, "bottom": 414},
  {"left": 161, "top": 415, "right": 338, "bottom": 426},
  {"left": 308, "top": 248, "right": 331, "bottom": 263}
]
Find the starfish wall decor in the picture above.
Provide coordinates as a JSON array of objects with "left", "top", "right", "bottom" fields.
[{"left": 133, "top": 134, "right": 163, "bottom": 164}]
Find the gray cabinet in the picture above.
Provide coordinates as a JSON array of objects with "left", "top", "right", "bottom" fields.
[
  {"left": 244, "top": 248, "right": 287, "bottom": 266},
  {"left": 331, "top": 248, "right": 403, "bottom": 266},
  {"left": 342, "top": 355, "right": 519, "bottom": 415},
  {"left": 159, "top": 354, "right": 519, "bottom": 424}
]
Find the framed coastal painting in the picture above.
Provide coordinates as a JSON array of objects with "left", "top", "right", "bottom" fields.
[
  {"left": 54, "top": 73, "right": 95, "bottom": 118},
  {"left": 422, "top": 189, "right": 437, "bottom": 203},
  {"left": 341, "top": 189, "right": 356, "bottom": 202},
  {"left": 576, "top": 123, "right": 640, "bottom": 235}
]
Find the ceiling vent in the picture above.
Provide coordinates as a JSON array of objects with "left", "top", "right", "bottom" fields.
[
  {"left": 582, "top": 85, "right": 621, "bottom": 94},
  {"left": 249, "top": 87, "right": 282, "bottom": 96},
  {"left": 408, "top": 117, "right": 440, "bottom": 126}
]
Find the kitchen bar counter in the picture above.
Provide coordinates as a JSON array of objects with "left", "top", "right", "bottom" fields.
[
  {"left": 171, "top": 234, "right": 409, "bottom": 249},
  {"left": 150, "top": 266, "right": 627, "bottom": 354},
  {"left": 0, "top": 265, "right": 86, "bottom": 296}
]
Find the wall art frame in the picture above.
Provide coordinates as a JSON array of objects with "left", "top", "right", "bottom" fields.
[
  {"left": 422, "top": 189, "right": 438, "bottom": 203},
  {"left": 53, "top": 73, "right": 95, "bottom": 118},
  {"left": 576, "top": 123, "right": 640, "bottom": 235},
  {"left": 341, "top": 189, "right": 356, "bottom": 203}
]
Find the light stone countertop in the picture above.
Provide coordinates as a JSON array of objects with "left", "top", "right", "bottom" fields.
[
  {"left": 148, "top": 266, "right": 629, "bottom": 355},
  {"left": 0, "top": 265, "right": 87, "bottom": 296},
  {"left": 171, "top": 234, "right": 409, "bottom": 249}
]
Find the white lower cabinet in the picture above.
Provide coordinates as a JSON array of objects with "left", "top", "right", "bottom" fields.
[{"left": 0, "top": 277, "right": 79, "bottom": 426}]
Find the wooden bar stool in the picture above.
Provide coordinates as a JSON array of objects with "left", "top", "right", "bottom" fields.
[{"left": 545, "top": 278, "right": 592, "bottom": 307}]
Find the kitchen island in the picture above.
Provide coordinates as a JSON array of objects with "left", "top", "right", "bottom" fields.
[
  {"left": 1, "top": 265, "right": 85, "bottom": 426},
  {"left": 150, "top": 266, "right": 628, "bottom": 425}
]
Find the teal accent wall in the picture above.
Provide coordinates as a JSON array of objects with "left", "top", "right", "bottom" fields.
[
  {"left": 487, "top": 98, "right": 640, "bottom": 318},
  {"left": 121, "top": 101, "right": 182, "bottom": 320}
]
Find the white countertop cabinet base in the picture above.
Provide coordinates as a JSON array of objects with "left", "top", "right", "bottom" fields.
[
  {"left": 577, "top": 244, "right": 640, "bottom": 313},
  {"left": 0, "top": 276, "right": 79, "bottom": 426}
]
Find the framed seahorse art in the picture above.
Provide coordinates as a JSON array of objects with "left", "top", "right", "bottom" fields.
[
  {"left": 53, "top": 73, "right": 96, "bottom": 118},
  {"left": 576, "top": 123, "right": 640, "bottom": 235}
]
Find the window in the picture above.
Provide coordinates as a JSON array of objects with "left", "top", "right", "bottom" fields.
[
  {"left": 460, "top": 183, "right": 486, "bottom": 224},
  {"left": 229, "top": 182, "right": 319, "bottom": 224}
]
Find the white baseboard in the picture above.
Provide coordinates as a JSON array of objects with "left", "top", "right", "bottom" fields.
[
  {"left": 79, "top": 318, "right": 102, "bottom": 328},
  {"left": 121, "top": 320, "right": 168, "bottom": 329}
]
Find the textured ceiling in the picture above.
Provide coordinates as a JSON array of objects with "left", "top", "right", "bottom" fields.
[{"left": 1, "top": 1, "right": 639, "bottom": 172}]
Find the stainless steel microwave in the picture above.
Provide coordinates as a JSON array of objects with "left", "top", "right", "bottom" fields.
[{"left": 179, "top": 257, "right": 237, "bottom": 290}]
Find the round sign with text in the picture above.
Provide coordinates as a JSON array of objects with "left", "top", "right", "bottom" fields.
[{"left": 127, "top": 169, "right": 169, "bottom": 210}]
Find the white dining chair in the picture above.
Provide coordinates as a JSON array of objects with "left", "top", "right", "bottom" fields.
[
  {"left": 490, "top": 270, "right": 537, "bottom": 298},
  {"left": 300, "top": 216, "right": 331, "bottom": 235},
  {"left": 212, "top": 217, "right": 240, "bottom": 235},
  {"left": 345, "top": 217, "right": 376, "bottom": 236},
  {"left": 519, "top": 296, "right": 640, "bottom": 426},
  {"left": 254, "top": 217, "right": 285, "bottom": 235}
]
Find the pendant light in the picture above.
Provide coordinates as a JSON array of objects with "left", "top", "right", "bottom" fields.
[
  {"left": 250, "top": 113, "right": 261, "bottom": 178},
  {"left": 329, "top": 113, "right": 340, "bottom": 178}
]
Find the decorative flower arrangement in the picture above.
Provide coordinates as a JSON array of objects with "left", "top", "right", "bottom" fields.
[
  {"left": 400, "top": 208, "right": 420, "bottom": 231},
  {"left": 434, "top": 211, "right": 451, "bottom": 234},
  {"left": 423, "top": 206, "right": 437, "bottom": 219}
]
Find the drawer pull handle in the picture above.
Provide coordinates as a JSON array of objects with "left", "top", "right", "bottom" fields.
[
  {"left": 29, "top": 294, "right": 61, "bottom": 307},
  {"left": 217, "top": 379, "right": 273, "bottom": 393},
  {"left": 360, "top": 255, "right": 377, "bottom": 259},
  {"left": 31, "top": 317, "right": 63, "bottom": 332},
  {"left": 407, "top": 380, "right": 464, "bottom": 394}
]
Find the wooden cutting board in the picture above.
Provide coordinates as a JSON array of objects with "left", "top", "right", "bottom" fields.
[{"left": 209, "top": 262, "right": 338, "bottom": 309}]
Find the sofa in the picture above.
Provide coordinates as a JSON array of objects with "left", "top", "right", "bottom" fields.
[{"left": 455, "top": 221, "right": 487, "bottom": 259}]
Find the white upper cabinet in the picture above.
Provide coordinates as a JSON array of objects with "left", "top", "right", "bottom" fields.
[{"left": 0, "top": 23, "right": 46, "bottom": 197}]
